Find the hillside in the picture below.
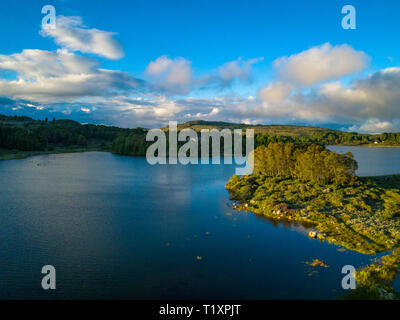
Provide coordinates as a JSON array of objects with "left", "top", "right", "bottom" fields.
[
  {"left": 1, "top": 114, "right": 400, "bottom": 160},
  {"left": 173, "top": 120, "right": 342, "bottom": 137},
  {"left": 0, "top": 114, "right": 145, "bottom": 160}
]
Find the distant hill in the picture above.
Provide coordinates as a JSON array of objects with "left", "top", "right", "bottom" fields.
[
  {"left": 173, "top": 120, "right": 341, "bottom": 137},
  {"left": 0, "top": 114, "right": 139, "bottom": 159},
  {"left": 1, "top": 114, "right": 400, "bottom": 160},
  {"left": 0, "top": 115, "right": 344, "bottom": 137}
]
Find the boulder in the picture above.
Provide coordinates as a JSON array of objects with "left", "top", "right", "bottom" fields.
[{"left": 308, "top": 231, "right": 318, "bottom": 238}]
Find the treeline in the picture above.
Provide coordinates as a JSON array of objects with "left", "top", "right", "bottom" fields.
[
  {"left": 111, "top": 130, "right": 400, "bottom": 158},
  {"left": 2, "top": 114, "right": 400, "bottom": 157},
  {"left": 111, "top": 129, "right": 149, "bottom": 156},
  {"left": 0, "top": 115, "right": 133, "bottom": 152},
  {"left": 255, "top": 131, "right": 400, "bottom": 147},
  {"left": 253, "top": 142, "right": 358, "bottom": 184},
  {"left": 0, "top": 126, "right": 44, "bottom": 151}
]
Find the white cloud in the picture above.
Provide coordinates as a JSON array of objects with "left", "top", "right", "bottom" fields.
[
  {"left": 274, "top": 43, "right": 368, "bottom": 86},
  {"left": 145, "top": 56, "right": 193, "bottom": 94},
  {"left": 41, "top": 16, "right": 124, "bottom": 60},
  {"left": 145, "top": 56, "right": 263, "bottom": 95},
  {"left": 231, "top": 66, "right": 400, "bottom": 133},
  {"left": 0, "top": 49, "right": 140, "bottom": 101},
  {"left": 84, "top": 95, "right": 188, "bottom": 128},
  {"left": 317, "top": 68, "right": 400, "bottom": 120},
  {"left": 216, "top": 57, "right": 263, "bottom": 86},
  {"left": 349, "top": 119, "right": 399, "bottom": 133},
  {"left": 258, "top": 82, "right": 293, "bottom": 103},
  {"left": 0, "top": 48, "right": 98, "bottom": 79},
  {"left": 231, "top": 43, "right": 400, "bottom": 133},
  {"left": 253, "top": 43, "right": 372, "bottom": 124}
]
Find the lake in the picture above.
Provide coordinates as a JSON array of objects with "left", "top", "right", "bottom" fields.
[
  {"left": 328, "top": 146, "right": 400, "bottom": 176},
  {"left": 0, "top": 146, "right": 399, "bottom": 299}
]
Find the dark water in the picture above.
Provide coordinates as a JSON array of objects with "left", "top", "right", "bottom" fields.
[
  {"left": 328, "top": 146, "right": 400, "bottom": 176},
  {"left": 0, "top": 148, "right": 398, "bottom": 300}
]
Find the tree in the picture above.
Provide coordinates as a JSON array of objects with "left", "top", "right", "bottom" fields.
[
  {"left": 77, "top": 135, "right": 87, "bottom": 146},
  {"left": 253, "top": 142, "right": 357, "bottom": 185}
]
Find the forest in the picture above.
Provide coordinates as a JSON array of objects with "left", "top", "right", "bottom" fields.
[
  {"left": 0, "top": 114, "right": 147, "bottom": 157},
  {"left": 1, "top": 114, "right": 400, "bottom": 160}
]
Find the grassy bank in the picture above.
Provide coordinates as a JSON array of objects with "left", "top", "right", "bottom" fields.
[
  {"left": 226, "top": 174, "right": 400, "bottom": 254},
  {"left": 343, "top": 248, "right": 400, "bottom": 299},
  {"left": 226, "top": 173, "right": 400, "bottom": 298}
]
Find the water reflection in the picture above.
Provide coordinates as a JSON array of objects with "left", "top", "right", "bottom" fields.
[{"left": 0, "top": 150, "right": 396, "bottom": 299}]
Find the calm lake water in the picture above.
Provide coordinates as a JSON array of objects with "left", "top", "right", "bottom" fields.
[
  {"left": 0, "top": 147, "right": 399, "bottom": 299},
  {"left": 328, "top": 146, "right": 400, "bottom": 176}
]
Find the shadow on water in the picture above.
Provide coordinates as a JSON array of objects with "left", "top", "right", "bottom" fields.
[{"left": 238, "top": 208, "right": 316, "bottom": 232}]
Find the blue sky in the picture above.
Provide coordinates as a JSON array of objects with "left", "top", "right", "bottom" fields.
[{"left": 0, "top": 0, "right": 399, "bottom": 132}]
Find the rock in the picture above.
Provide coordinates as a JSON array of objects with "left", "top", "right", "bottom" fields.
[
  {"left": 308, "top": 231, "right": 318, "bottom": 238},
  {"left": 322, "top": 188, "right": 332, "bottom": 194}
]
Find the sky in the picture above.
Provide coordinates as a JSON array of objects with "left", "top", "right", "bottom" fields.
[{"left": 0, "top": 0, "right": 399, "bottom": 132}]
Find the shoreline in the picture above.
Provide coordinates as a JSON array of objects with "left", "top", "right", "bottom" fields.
[
  {"left": 0, "top": 147, "right": 108, "bottom": 161},
  {"left": 2, "top": 143, "right": 400, "bottom": 162},
  {"left": 333, "top": 144, "right": 400, "bottom": 148},
  {"left": 226, "top": 174, "right": 400, "bottom": 255},
  {"left": 225, "top": 171, "right": 400, "bottom": 299}
]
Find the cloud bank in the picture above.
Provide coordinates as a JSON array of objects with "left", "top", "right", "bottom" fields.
[{"left": 0, "top": 18, "right": 400, "bottom": 133}]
